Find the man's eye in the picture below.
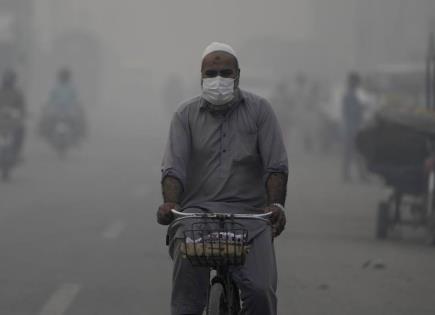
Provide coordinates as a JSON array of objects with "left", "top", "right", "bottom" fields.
[
  {"left": 220, "top": 69, "right": 234, "bottom": 78},
  {"left": 205, "top": 70, "right": 218, "bottom": 78}
]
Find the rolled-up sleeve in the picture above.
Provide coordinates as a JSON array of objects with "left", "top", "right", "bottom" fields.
[
  {"left": 257, "top": 99, "right": 289, "bottom": 178},
  {"left": 161, "top": 110, "right": 191, "bottom": 187}
]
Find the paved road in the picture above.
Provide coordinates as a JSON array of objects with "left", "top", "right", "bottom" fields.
[{"left": 1, "top": 120, "right": 435, "bottom": 315}]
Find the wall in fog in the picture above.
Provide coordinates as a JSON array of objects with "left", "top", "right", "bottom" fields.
[
  {"left": 30, "top": 0, "right": 435, "bottom": 114},
  {"left": 0, "top": 0, "right": 34, "bottom": 91},
  {"left": 354, "top": 0, "right": 435, "bottom": 69},
  {"left": 310, "top": 0, "right": 357, "bottom": 78},
  {"left": 33, "top": 0, "right": 315, "bottom": 107}
]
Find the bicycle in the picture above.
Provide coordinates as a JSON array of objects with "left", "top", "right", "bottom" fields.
[{"left": 171, "top": 209, "right": 271, "bottom": 315}]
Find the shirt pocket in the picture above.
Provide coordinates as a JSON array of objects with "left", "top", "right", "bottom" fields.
[{"left": 233, "top": 128, "right": 259, "bottom": 163}]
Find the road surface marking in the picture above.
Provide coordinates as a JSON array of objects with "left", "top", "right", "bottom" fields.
[
  {"left": 39, "top": 283, "right": 81, "bottom": 315},
  {"left": 102, "top": 220, "right": 126, "bottom": 239}
]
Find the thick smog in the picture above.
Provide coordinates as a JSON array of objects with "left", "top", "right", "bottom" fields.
[{"left": 1, "top": 1, "right": 435, "bottom": 314}]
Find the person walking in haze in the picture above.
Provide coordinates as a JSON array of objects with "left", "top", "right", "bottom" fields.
[
  {"left": 342, "top": 71, "right": 367, "bottom": 182},
  {"left": 0, "top": 69, "right": 26, "bottom": 158},
  {"left": 157, "top": 42, "right": 288, "bottom": 315}
]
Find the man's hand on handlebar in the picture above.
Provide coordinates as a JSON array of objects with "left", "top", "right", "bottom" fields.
[
  {"left": 262, "top": 205, "right": 286, "bottom": 237},
  {"left": 157, "top": 202, "right": 178, "bottom": 225}
]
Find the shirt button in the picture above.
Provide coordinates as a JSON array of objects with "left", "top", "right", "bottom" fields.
[
  {"left": 223, "top": 133, "right": 226, "bottom": 137},
  {"left": 223, "top": 149, "right": 226, "bottom": 153}
]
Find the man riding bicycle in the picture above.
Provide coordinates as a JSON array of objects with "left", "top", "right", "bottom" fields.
[{"left": 157, "top": 42, "right": 288, "bottom": 315}]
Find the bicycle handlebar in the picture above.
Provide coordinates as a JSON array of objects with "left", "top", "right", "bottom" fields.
[{"left": 171, "top": 209, "right": 272, "bottom": 219}]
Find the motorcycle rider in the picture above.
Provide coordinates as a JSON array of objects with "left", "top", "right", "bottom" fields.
[
  {"left": 41, "top": 68, "right": 85, "bottom": 143},
  {"left": 0, "top": 69, "right": 26, "bottom": 158}
]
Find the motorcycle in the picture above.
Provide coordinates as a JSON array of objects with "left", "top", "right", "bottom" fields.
[
  {"left": 39, "top": 104, "right": 86, "bottom": 159},
  {"left": 48, "top": 113, "right": 76, "bottom": 159}
]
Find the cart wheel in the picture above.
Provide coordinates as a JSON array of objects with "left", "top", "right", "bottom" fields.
[{"left": 376, "top": 202, "right": 389, "bottom": 239}]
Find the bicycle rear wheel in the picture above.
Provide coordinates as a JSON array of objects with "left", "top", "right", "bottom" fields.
[{"left": 207, "top": 282, "right": 228, "bottom": 315}]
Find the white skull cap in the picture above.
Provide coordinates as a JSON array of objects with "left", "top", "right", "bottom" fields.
[{"left": 202, "top": 42, "right": 238, "bottom": 60}]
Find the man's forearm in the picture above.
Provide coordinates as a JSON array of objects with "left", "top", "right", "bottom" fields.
[
  {"left": 162, "top": 176, "right": 183, "bottom": 204},
  {"left": 266, "top": 172, "right": 288, "bottom": 206}
]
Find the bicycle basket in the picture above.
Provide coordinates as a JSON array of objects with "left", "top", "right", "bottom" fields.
[{"left": 180, "top": 219, "right": 249, "bottom": 267}]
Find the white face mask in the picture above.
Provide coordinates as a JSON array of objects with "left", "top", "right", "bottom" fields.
[{"left": 202, "top": 76, "right": 235, "bottom": 105}]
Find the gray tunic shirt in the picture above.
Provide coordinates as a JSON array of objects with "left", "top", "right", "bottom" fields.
[{"left": 162, "top": 89, "right": 288, "bottom": 214}]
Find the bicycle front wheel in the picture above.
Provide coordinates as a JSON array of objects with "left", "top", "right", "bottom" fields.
[{"left": 207, "top": 282, "right": 228, "bottom": 315}]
